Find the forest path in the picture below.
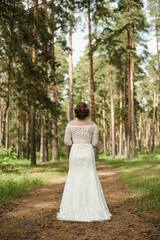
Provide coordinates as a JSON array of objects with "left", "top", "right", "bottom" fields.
[{"left": 0, "top": 162, "right": 159, "bottom": 240}]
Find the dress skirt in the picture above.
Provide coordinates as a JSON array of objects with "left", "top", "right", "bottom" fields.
[{"left": 57, "top": 143, "right": 112, "bottom": 222}]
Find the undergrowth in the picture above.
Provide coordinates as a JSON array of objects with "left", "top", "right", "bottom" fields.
[{"left": 98, "top": 152, "right": 160, "bottom": 213}]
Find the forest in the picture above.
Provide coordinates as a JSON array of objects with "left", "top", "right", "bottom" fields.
[
  {"left": 0, "top": 0, "right": 160, "bottom": 165},
  {"left": 0, "top": 1, "right": 160, "bottom": 239}
]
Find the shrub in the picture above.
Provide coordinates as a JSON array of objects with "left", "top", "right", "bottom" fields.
[{"left": 0, "top": 147, "right": 18, "bottom": 172}]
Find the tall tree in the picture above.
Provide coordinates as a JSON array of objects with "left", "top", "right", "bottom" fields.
[
  {"left": 30, "top": 0, "right": 38, "bottom": 165},
  {"left": 40, "top": 0, "right": 48, "bottom": 162},
  {"left": 88, "top": 0, "right": 95, "bottom": 122},
  {"left": 50, "top": 0, "right": 59, "bottom": 162},
  {"left": 68, "top": 3, "right": 73, "bottom": 121},
  {"left": 110, "top": 70, "right": 115, "bottom": 159}
]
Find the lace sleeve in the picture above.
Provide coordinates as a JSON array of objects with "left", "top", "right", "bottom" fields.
[
  {"left": 64, "top": 124, "right": 72, "bottom": 146},
  {"left": 92, "top": 124, "right": 99, "bottom": 147}
]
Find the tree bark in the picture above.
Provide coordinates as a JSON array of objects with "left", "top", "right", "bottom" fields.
[
  {"left": 5, "top": 110, "right": 9, "bottom": 149},
  {"left": 127, "top": 26, "right": 136, "bottom": 158},
  {"left": 156, "top": 106, "right": 159, "bottom": 147},
  {"left": 119, "top": 85, "right": 123, "bottom": 155},
  {"left": 68, "top": 8, "right": 73, "bottom": 121},
  {"left": 21, "top": 122, "right": 25, "bottom": 159},
  {"left": 155, "top": 3, "right": 160, "bottom": 88},
  {"left": 88, "top": 0, "right": 95, "bottom": 122},
  {"left": 130, "top": 38, "right": 136, "bottom": 157},
  {"left": 149, "top": 74, "right": 156, "bottom": 152},
  {"left": 30, "top": 0, "right": 38, "bottom": 165},
  {"left": 26, "top": 118, "right": 30, "bottom": 160},
  {"left": 30, "top": 105, "right": 36, "bottom": 165},
  {"left": 138, "top": 112, "right": 142, "bottom": 151},
  {"left": 123, "top": 60, "right": 127, "bottom": 157},
  {"left": 50, "top": 0, "right": 59, "bottom": 162},
  {"left": 40, "top": 116, "right": 46, "bottom": 162},
  {"left": 155, "top": 3, "right": 160, "bottom": 147},
  {"left": 67, "top": 7, "right": 74, "bottom": 158},
  {"left": 110, "top": 70, "right": 115, "bottom": 159},
  {"left": 40, "top": 0, "right": 48, "bottom": 162},
  {"left": 127, "top": 34, "right": 131, "bottom": 157},
  {"left": 102, "top": 104, "right": 107, "bottom": 155},
  {"left": 147, "top": 115, "right": 151, "bottom": 152},
  {"left": 88, "top": 0, "right": 98, "bottom": 159},
  {"left": 16, "top": 92, "right": 20, "bottom": 158}
]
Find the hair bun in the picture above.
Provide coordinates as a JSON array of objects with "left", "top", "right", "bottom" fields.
[{"left": 74, "top": 102, "right": 89, "bottom": 120}]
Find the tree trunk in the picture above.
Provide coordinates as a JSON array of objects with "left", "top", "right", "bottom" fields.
[
  {"left": 110, "top": 70, "right": 115, "bottom": 159},
  {"left": 127, "top": 28, "right": 136, "bottom": 158},
  {"left": 142, "top": 116, "right": 145, "bottom": 149},
  {"left": 147, "top": 116, "right": 151, "bottom": 152},
  {"left": 68, "top": 8, "right": 73, "bottom": 121},
  {"left": 155, "top": 4, "right": 160, "bottom": 147},
  {"left": 130, "top": 38, "right": 136, "bottom": 157},
  {"left": 123, "top": 60, "right": 127, "bottom": 157},
  {"left": 156, "top": 107, "right": 159, "bottom": 147},
  {"left": 134, "top": 111, "right": 139, "bottom": 149},
  {"left": 21, "top": 122, "right": 25, "bottom": 159},
  {"left": 5, "top": 110, "right": 9, "bottom": 149},
  {"left": 138, "top": 112, "right": 142, "bottom": 151},
  {"left": 102, "top": 105, "right": 106, "bottom": 155},
  {"left": 127, "top": 24, "right": 131, "bottom": 158},
  {"left": 67, "top": 7, "right": 74, "bottom": 158},
  {"left": 51, "top": 112, "right": 59, "bottom": 161},
  {"left": 5, "top": 59, "right": 11, "bottom": 150},
  {"left": 88, "top": 0, "right": 98, "bottom": 159},
  {"left": 155, "top": 4, "right": 160, "bottom": 88},
  {"left": 88, "top": 0, "right": 95, "bottom": 122},
  {"left": 26, "top": 118, "right": 30, "bottom": 159},
  {"left": 17, "top": 93, "right": 20, "bottom": 158},
  {"left": 50, "top": 0, "right": 59, "bottom": 162},
  {"left": 149, "top": 74, "right": 156, "bottom": 152},
  {"left": 40, "top": 0, "right": 48, "bottom": 162},
  {"left": 40, "top": 116, "right": 46, "bottom": 162},
  {"left": 30, "top": 0, "right": 38, "bottom": 165},
  {"left": 119, "top": 85, "right": 123, "bottom": 155},
  {"left": 45, "top": 134, "right": 48, "bottom": 161},
  {"left": 30, "top": 105, "right": 36, "bottom": 165},
  {"left": 109, "top": 118, "right": 112, "bottom": 156},
  {"left": 4, "top": 1, "right": 15, "bottom": 149}
]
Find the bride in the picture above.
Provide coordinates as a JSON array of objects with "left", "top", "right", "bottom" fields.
[{"left": 57, "top": 102, "right": 112, "bottom": 222}]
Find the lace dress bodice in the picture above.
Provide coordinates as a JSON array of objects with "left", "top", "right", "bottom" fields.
[{"left": 64, "top": 123, "right": 99, "bottom": 146}]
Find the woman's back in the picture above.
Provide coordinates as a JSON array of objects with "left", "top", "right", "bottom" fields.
[
  {"left": 65, "top": 121, "right": 98, "bottom": 146},
  {"left": 68, "top": 119, "right": 95, "bottom": 126},
  {"left": 57, "top": 102, "right": 112, "bottom": 222}
]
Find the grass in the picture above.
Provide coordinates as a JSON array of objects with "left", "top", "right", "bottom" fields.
[
  {"left": 0, "top": 155, "right": 69, "bottom": 206},
  {"left": 98, "top": 152, "right": 160, "bottom": 213}
]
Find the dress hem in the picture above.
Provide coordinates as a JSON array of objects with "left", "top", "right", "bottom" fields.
[{"left": 56, "top": 214, "right": 112, "bottom": 222}]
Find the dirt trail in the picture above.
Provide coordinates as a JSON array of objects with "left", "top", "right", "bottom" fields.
[{"left": 0, "top": 163, "right": 159, "bottom": 240}]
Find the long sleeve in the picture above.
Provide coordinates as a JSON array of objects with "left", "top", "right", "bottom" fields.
[
  {"left": 92, "top": 124, "right": 99, "bottom": 147},
  {"left": 64, "top": 124, "right": 72, "bottom": 146}
]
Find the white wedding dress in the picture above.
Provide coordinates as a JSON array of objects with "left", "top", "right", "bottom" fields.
[{"left": 57, "top": 123, "right": 112, "bottom": 222}]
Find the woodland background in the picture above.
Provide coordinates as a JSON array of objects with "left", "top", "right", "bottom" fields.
[{"left": 0, "top": 0, "right": 160, "bottom": 165}]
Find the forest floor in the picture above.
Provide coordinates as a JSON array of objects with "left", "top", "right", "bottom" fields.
[{"left": 0, "top": 162, "right": 159, "bottom": 240}]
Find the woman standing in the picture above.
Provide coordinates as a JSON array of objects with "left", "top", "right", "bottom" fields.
[{"left": 57, "top": 102, "right": 112, "bottom": 222}]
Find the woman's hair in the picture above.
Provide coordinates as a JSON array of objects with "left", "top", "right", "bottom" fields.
[{"left": 74, "top": 102, "right": 89, "bottom": 120}]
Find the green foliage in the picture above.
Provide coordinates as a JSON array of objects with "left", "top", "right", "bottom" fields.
[
  {"left": 0, "top": 173, "right": 42, "bottom": 206},
  {"left": 0, "top": 147, "right": 18, "bottom": 172},
  {"left": 0, "top": 0, "right": 158, "bottom": 161}
]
